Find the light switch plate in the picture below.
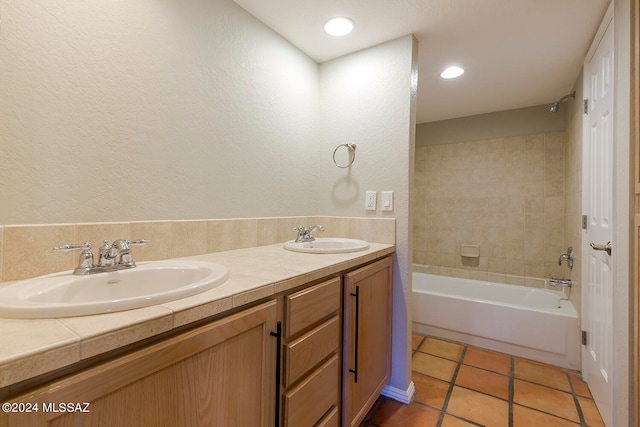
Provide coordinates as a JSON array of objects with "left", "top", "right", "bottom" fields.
[
  {"left": 381, "top": 191, "right": 394, "bottom": 211},
  {"left": 365, "top": 191, "right": 377, "bottom": 211}
]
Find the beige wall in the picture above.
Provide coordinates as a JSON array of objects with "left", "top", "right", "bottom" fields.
[
  {"left": 318, "top": 34, "right": 418, "bottom": 400},
  {"left": 414, "top": 131, "right": 570, "bottom": 287},
  {"left": 416, "top": 105, "right": 565, "bottom": 146},
  {"left": 0, "top": 0, "right": 321, "bottom": 224}
]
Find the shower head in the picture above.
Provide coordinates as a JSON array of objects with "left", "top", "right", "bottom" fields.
[{"left": 549, "top": 91, "right": 576, "bottom": 113}]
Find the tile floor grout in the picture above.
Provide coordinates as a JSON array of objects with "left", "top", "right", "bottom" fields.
[
  {"left": 566, "top": 370, "right": 588, "bottom": 426},
  {"left": 508, "top": 355, "right": 514, "bottom": 427},
  {"left": 362, "top": 333, "right": 606, "bottom": 427},
  {"left": 435, "top": 345, "right": 467, "bottom": 426}
]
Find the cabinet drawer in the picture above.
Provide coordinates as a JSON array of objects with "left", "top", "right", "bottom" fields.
[
  {"left": 284, "top": 315, "right": 340, "bottom": 387},
  {"left": 285, "top": 277, "right": 341, "bottom": 338},
  {"left": 283, "top": 354, "right": 339, "bottom": 427}
]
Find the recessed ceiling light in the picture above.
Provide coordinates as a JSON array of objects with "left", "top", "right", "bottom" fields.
[
  {"left": 440, "top": 66, "right": 465, "bottom": 79},
  {"left": 324, "top": 17, "right": 355, "bottom": 36}
]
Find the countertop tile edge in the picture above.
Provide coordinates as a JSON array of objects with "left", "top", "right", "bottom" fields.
[{"left": 0, "top": 243, "right": 394, "bottom": 390}]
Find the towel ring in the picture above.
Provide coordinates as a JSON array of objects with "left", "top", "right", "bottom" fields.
[{"left": 333, "top": 143, "right": 356, "bottom": 168}]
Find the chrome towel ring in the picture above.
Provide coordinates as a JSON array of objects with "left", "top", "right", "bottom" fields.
[{"left": 333, "top": 143, "right": 356, "bottom": 168}]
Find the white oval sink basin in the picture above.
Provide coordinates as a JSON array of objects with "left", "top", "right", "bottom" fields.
[
  {"left": 0, "top": 260, "right": 229, "bottom": 319},
  {"left": 283, "top": 238, "right": 369, "bottom": 254}
]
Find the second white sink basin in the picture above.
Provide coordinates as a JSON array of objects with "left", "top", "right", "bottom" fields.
[
  {"left": 0, "top": 260, "right": 229, "bottom": 319},
  {"left": 283, "top": 238, "right": 370, "bottom": 254}
]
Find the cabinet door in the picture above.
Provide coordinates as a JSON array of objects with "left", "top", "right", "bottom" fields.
[
  {"left": 342, "top": 256, "right": 393, "bottom": 427},
  {"left": 2, "top": 301, "right": 278, "bottom": 427}
]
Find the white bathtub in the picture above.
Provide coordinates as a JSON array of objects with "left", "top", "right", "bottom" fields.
[{"left": 412, "top": 273, "right": 580, "bottom": 369}]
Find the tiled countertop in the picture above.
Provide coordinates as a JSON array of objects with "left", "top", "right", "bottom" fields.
[{"left": 0, "top": 242, "right": 394, "bottom": 390}]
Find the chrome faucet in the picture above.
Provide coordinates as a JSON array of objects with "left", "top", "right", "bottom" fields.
[
  {"left": 293, "top": 225, "right": 324, "bottom": 243},
  {"left": 103, "top": 239, "right": 135, "bottom": 267},
  {"left": 558, "top": 246, "right": 574, "bottom": 270},
  {"left": 54, "top": 239, "right": 150, "bottom": 275}
]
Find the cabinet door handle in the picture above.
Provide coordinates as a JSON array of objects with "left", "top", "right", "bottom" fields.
[
  {"left": 269, "top": 322, "right": 282, "bottom": 427},
  {"left": 349, "top": 286, "right": 360, "bottom": 383}
]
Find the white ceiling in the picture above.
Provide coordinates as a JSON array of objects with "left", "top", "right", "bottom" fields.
[{"left": 233, "top": 0, "right": 610, "bottom": 123}]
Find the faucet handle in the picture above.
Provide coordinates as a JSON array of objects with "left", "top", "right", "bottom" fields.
[
  {"left": 293, "top": 226, "right": 307, "bottom": 236},
  {"left": 113, "top": 239, "right": 149, "bottom": 267},
  {"left": 53, "top": 242, "right": 92, "bottom": 252},
  {"left": 293, "top": 226, "right": 309, "bottom": 242},
  {"left": 128, "top": 239, "right": 150, "bottom": 246},
  {"left": 54, "top": 242, "right": 94, "bottom": 274}
]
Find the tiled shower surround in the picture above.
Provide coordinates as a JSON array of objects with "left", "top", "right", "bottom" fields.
[
  {"left": 0, "top": 216, "right": 395, "bottom": 283},
  {"left": 413, "top": 131, "right": 568, "bottom": 286}
]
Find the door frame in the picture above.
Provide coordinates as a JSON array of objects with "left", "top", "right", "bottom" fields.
[{"left": 634, "top": 0, "right": 640, "bottom": 425}]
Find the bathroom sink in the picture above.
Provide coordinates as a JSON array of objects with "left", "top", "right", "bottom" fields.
[
  {"left": 283, "top": 238, "right": 370, "bottom": 254},
  {"left": 0, "top": 260, "right": 229, "bottom": 319}
]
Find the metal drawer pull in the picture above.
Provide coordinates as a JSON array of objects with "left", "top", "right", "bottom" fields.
[
  {"left": 590, "top": 241, "right": 612, "bottom": 256},
  {"left": 270, "top": 322, "right": 282, "bottom": 427},
  {"left": 349, "top": 286, "right": 360, "bottom": 383}
]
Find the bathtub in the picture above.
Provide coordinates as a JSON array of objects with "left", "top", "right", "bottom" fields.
[{"left": 412, "top": 273, "right": 580, "bottom": 369}]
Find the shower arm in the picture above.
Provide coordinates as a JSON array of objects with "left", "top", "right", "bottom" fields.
[
  {"left": 549, "top": 91, "right": 576, "bottom": 113},
  {"left": 556, "top": 92, "right": 576, "bottom": 104}
]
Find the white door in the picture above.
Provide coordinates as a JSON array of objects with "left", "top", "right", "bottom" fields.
[{"left": 581, "top": 4, "right": 614, "bottom": 426}]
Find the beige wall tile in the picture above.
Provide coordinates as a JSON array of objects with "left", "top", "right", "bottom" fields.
[
  {"left": 0, "top": 215, "right": 397, "bottom": 283},
  {"left": 256, "top": 218, "right": 279, "bottom": 246},
  {"left": 487, "top": 273, "right": 506, "bottom": 283},
  {"left": 207, "top": 218, "right": 259, "bottom": 253},
  {"left": 4, "top": 224, "right": 75, "bottom": 281},
  {"left": 320, "top": 216, "right": 352, "bottom": 238},
  {"left": 413, "top": 130, "right": 571, "bottom": 289},
  {"left": 0, "top": 226, "right": 3, "bottom": 282},
  {"left": 129, "top": 221, "right": 173, "bottom": 261},
  {"left": 170, "top": 220, "right": 208, "bottom": 258}
]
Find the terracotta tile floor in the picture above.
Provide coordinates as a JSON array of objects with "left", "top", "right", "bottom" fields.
[{"left": 361, "top": 333, "right": 606, "bottom": 427}]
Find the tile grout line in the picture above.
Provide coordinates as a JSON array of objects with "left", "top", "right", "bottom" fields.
[
  {"left": 566, "top": 370, "right": 588, "bottom": 426},
  {"left": 435, "top": 344, "right": 467, "bottom": 427},
  {"left": 509, "top": 355, "right": 515, "bottom": 427},
  {"left": 412, "top": 335, "right": 427, "bottom": 357}
]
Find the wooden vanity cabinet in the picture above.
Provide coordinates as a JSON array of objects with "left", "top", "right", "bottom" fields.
[
  {"left": 1, "top": 254, "right": 393, "bottom": 427},
  {"left": 2, "top": 300, "right": 278, "bottom": 427},
  {"left": 342, "top": 256, "right": 393, "bottom": 427},
  {"left": 281, "top": 277, "right": 342, "bottom": 427}
]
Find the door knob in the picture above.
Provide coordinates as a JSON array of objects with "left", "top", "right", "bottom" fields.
[{"left": 590, "top": 241, "right": 612, "bottom": 256}]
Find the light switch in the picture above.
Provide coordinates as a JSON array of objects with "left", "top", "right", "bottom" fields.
[
  {"left": 381, "top": 191, "right": 394, "bottom": 211},
  {"left": 365, "top": 191, "right": 377, "bottom": 211}
]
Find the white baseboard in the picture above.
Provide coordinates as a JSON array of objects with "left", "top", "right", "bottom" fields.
[{"left": 381, "top": 381, "right": 415, "bottom": 404}]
